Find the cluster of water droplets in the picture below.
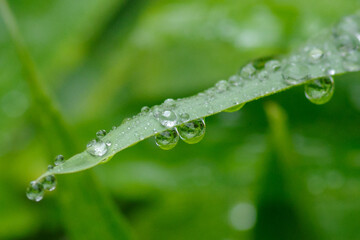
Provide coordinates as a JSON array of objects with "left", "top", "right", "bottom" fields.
[{"left": 26, "top": 154, "right": 62, "bottom": 202}]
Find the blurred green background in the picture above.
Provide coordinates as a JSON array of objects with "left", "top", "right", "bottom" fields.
[{"left": 1, "top": 0, "right": 360, "bottom": 239}]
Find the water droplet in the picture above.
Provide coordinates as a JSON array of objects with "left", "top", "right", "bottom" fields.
[
  {"left": 265, "top": 60, "right": 281, "bottom": 72},
  {"left": 26, "top": 181, "right": 44, "bottom": 202},
  {"left": 179, "top": 113, "right": 190, "bottom": 122},
  {"left": 252, "top": 56, "right": 274, "bottom": 70},
  {"left": 257, "top": 70, "right": 268, "bottom": 81},
  {"left": 96, "top": 129, "right": 107, "bottom": 138},
  {"left": 141, "top": 106, "right": 150, "bottom": 113},
  {"left": 54, "top": 155, "right": 64, "bottom": 166},
  {"left": 305, "top": 76, "right": 335, "bottom": 105},
  {"left": 86, "top": 139, "right": 108, "bottom": 157},
  {"left": 41, "top": 175, "right": 57, "bottom": 191},
  {"left": 224, "top": 103, "right": 245, "bottom": 113},
  {"left": 326, "top": 68, "right": 336, "bottom": 76},
  {"left": 228, "top": 75, "right": 242, "bottom": 86},
  {"left": 123, "top": 118, "right": 132, "bottom": 124},
  {"left": 155, "top": 128, "right": 179, "bottom": 150},
  {"left": 177, "top": 118, "right": 206, "bottom": 144},
  {"left": 334, "top": 34, "right": 359, "bottom": 56},
  {"left": 240, "top": 63, "right": 256, "bottom": 79},
  {"left": 309, "top": 48, "right": 324, "bottom": 62},
  {"left": 105, "top": 141, "right": 112, "bottom": 147},
  {"left": 282, "top": 62, "right": 309, "bottom": 85},
  {"left": 155, "top": 109, "right": 178, "bottom": 128},
  {"left": 215, "top": 80, "right": 229, "bottom": 92},
  {"left": 47, "top": 165, "right": 54, "bottom": 171},
  {"left": 164, "top": 98, "right": 176, "bottom": 108}
]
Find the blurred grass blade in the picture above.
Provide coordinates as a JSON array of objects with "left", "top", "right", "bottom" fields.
[
  {"left": 34, "top": 11, "right": 360, "bottom": 180},
  {"left": 254, "top": 102, "right": 319, "bottom": 239},
  {"left": 0, "top": 1, "right": 133, "bottom": 239}
]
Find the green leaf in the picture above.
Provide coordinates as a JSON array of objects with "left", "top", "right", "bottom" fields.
[{"left": 36, "top": 11, "right": 360, "bottom": 180}]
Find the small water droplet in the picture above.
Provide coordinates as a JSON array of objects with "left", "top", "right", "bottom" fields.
[
  {"left": 240, "top": 63, "right": 256, "bottom": 79},
  {"left": 326, "top": 68, "right": 336, "bottom": 76},
  {"left": 265, "top": 60, "right": 281, "bottom": 72},
  {"left": 252, "top": 56, "right": 274, "bottom": 70},
  {"left": 155, "top": 109, "right": 178, "bottom": 127},
  {"left": 309, "top": 48, "right": 324, "bottom": 62},
  {"left": 224, "top": 103, "right": 245, "bottom": 113},
  {"left": 54, "top": 155, "right": 64, "bottom": 166},
  {"left": 105, "top": 141, "right": 112, "bottom": 147},
  {"left": 112, "top": 126, "right": 117, "bottom": 130},
  {"left": 257, "top": 70, "right": 268, "bottom": 81},
  {"left": 164, "top": 98, "right": 176, "bottom": 108},
  {"left": 96, "top": 129, "right": 107, "bottom": 138},
  {"left": 215, "top": 80, "right": 229, "bottom": 92},
  {"left": 334, "top": 34, "right": 359, "bottom": 56},
  {"left": 179, "top": 113, "right": 190, "bottom": 122},
  {"left": 141, "top": 106, "right": 150, "bottom": 113},
  {"left": 305, "top": 76, "right": 335, "bottom": 105},
  {"left": 177, "top": 118, "right": 206, "bottom": 144},
  {"left": 41, "top": 175, "right": 57, "bottom": 191},
  {"left": 282, "top": 62, "right": 309, "bottom": 85},
  {"left": 86, "top": 139, "right": 108, "bottom": 157},
  {"left": 122, "top": 118, "right": 131, "bottom": 124},
  {"left": 228, "top": 75, "right": 242, "bottom": 86},
  {"left": 47, "top": 165, "right": 54, "bottom": 171},
  {"left": 26, "top": 181, "right": 44, "bottom": 202},
  {"left": 155, "top": 128, "right": 179, "bottom": 150}
]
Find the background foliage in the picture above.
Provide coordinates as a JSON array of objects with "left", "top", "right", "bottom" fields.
[{"left": 0, "top": 0, "right": 360, "bottom": 239}]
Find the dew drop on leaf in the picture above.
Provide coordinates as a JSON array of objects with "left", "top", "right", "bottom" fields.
[
  {"left": 86, "top": 139, "right": 108, "bottom": 157},
  {"left": 164, "top": 98, "right": 177, "bottom": 108},
  {"left": 41, "top": 175, "right": 57, "bottom": 191},
  {"left": 155, "top": 128, "right": 179, "bottom": 150},
  {"left": 141, "top": 106, "right": 150, "bottom": 113},
  {"left": 305, "top": 76, "right": 335, "bottom": 105},
  {"left": 96, "top": 129, "right": 107, "bottom": 138},
  {"left": 155, "top": 109, "right": 178, "bottom": 127},
  {"left": 179, "top": 113, "right": 190, "bottom": 122},
  {"left": 282, "top": 62, "right": 309, "bottom": 85},
  {"left": 224, "top": 103, "right": 246, "bottom": 113},
  {"left": 54, "top": 155, "right": 64, "bottom": 166},
  {"left": 309, "top": 48, "right": 324, "bottom": 62},
  {"left": 265, "top": 60, "right": 281, "bottom": 72},
  {"left": 215, "top": 80, "right": 229, "bottom": 92},
  {"left": 177, "top": 118, "right": 206, "bottom": 144},
  {"left": 26, "top": 181, "right": 44, "bottom": 202},
  {"left": 240, "top": 63, "right": 256, "bottom": 79}
]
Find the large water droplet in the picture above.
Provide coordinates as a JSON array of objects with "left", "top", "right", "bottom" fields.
[
  {"left": 155, "top": 109, "right": 178, "bottom": 127},
  {"left": 26, "top": 181, "right": 44, "bottom": 202},
  {"left": 86, "top": 139, "right": 108, "bottom": 157},
  {"left": 155, "top": 128, "right": 179, "bottom": 150},
  {"left": 224, "top": 103, "right": 245, "bottom": 113},
  {"left": 54, "top": 155, "right": 64, "bottom": 166},
  {"left": 305, "top": 76, "right": 335, "bottom": 105},
  {"left": 41, "top": 175, "right": 57, "bottom": 191},
  {"left": 282, "top": 62, "right": 309, "bottom": 85},
  {"left": 177, "top": 118, "right": 206, "bottom": 144}
]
